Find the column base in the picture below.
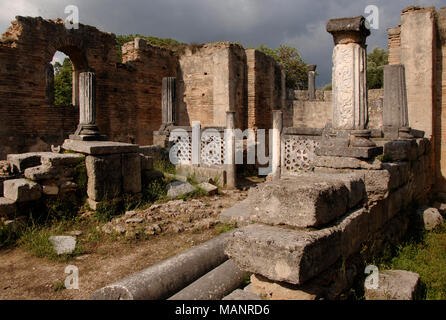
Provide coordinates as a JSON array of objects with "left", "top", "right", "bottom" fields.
[
  {"left": 398, "top": 127, "right": 414, "bottom": 140},
  {"left": 70, "top": 124, "right": 107, "bottom": 141},
  {"left": 350, "top": 129, "right": 376, "bottom": 147}
]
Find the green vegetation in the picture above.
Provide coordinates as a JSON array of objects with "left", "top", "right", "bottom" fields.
[
  {"left": 154, "top": 159, "right": 176, "bottom": 175},
  {"left": 54, "top": 57, "right": 73, "bottom": 106},
  {"left": 257, "top": 44, "right": 308, "bottom": 89},
  {"left": 215, "top": 222, "right": 237, "bottom": 234},
  {"left": 377, "top": 153, "right": 393, "bottom": 163},
  {"left": 367, "top": 46, "right": 388, "bottom": 89},
  {"left": 376, "top": 224, "right": 446, "bottom": 299}
]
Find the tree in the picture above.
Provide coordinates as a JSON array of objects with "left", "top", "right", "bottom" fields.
[
  {"left": 54, "top": 58, "right": 72, "bottom": 106},
  {"left": 258, "top": 44, "right": 308, "bottom": 89},
  {"left": 367, "top": 46, "right": 388, "bottom": 89}
]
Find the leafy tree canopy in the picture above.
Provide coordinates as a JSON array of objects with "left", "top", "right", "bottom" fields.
[
  {"left": 367, "top": 46, "right": 388, "bottom": 89},
  {"left": 54, "top": 57, "right": 72, "bottom": 106},
  {"left": 258, "top": 44, "right": 308, "bottom": 89}
]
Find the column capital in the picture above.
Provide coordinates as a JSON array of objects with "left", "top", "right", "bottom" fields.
[{"left": 326, "top": 16, "right": 371, "bottom": 45}]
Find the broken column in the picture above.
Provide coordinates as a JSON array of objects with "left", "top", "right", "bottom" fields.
[
  {"left": 318, "top": 16, "right": 382, "bottom": 158},
  {"left": 383, "top": 64, "right": 412, "bottom": 140},
  {"left": 162, "top": 77, "right": 176, "bottom": 126},
  {"left": 70, "top": 72, "right": 106, "bottom": 141},
  {"left": 307, "top": 64, "right": 316, "bottom": 100}
]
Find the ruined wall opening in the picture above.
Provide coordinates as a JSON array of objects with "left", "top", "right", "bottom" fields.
[
  {"left": 46, "top": 46, "right": 89, "bottom": 108},
  {"left": 50, "top": 51, "right": 73, "bottom": 106}
]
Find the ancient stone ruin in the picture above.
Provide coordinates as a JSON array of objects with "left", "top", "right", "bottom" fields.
[{"left": 1, "top": 5, "right": 446, "bottom": 300}]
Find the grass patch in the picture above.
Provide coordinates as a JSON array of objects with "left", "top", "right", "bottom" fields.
[
  {"left": 376, "top": 153, "right": 393, "bottom": 163},
  {"left": 53, "top": 280, "right": 66, "bottom": 292},
  {"left": 214, "top": 222, "right": 237, "bottom": 234},
  {"left": 154, "top": 159, "right": 176, "bottom": 175},
  {"left": 374, "top": 224, "right": 446, "bottom": 300}
]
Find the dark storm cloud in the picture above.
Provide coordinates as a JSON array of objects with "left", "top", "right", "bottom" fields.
[{"left": 1, "top": 0, "right": 444, "bottom": 86}]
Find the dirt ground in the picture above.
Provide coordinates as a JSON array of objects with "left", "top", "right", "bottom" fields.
[{"left": 0, "top": 187, "right": 253, "bottom": 300}]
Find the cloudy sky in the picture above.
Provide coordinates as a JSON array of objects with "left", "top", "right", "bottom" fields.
[{"left": 0, "top": 0, "right": 443, "bottom": 86}]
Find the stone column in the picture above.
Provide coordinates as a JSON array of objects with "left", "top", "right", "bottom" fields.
[
  {"left": 271, "top": 110, "right": 283, "bottom": 180},
  {"left": 70, "top": 72, "right": 106, "bottom": 141},
  {"left": 307, "top": 64, "right": 316, "bottom": 100},
  {"left": 383, "top": 64, "right": 412, "bottom": 140},
  {"left": 225, "top": 111, "right": 236, "bottom": 189},
  {"left": 326, "top": 16, "right": 375, "bottom": 148},
  {"left": 162, "top": 77, "right": 176, "bottom": 125}
]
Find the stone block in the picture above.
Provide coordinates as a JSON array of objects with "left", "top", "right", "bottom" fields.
[
  {"left": 24, "top": 165, "right": 60, "bottom": 181},
  {"left": 316, "top": 146, "right": 383, "bottom": 159},
  {"left": 364, "top": 270, "right": 421, "bottom": 300},
  {"left": 360, "top": 169, "right": 391, "bottom": 202},
  {"left": 416, "top": 207, "right": 444, "bottom": 231},
  {"left": 41, "top": 153, "right": 84, "bottom": 167},
  {"left": 249, "top": 274, "right": 318, "bottom": 300},
  {"left": 248, "top": 175, "right": 349, "bottom": 228},
  {"left": 337, "top": 208, "right": 369, "bottom": 258},
  {"left": 166, "top": 181, "right": 196, "bottom": 199},
  {"left": 7, "top": 152, "right": 49, "bottom": 172},
  {"left": 0, "top": 197, "right": 16, "bottom": 218},
  {"left": 384, "top": 140, "right": 417, "bottom": 161},
  {"left": 140, "top": 154, "right": 153, "bottom": 171},
  {"left": 3, "top": 179, "right": 41, "bottom": 202},
  {"left": 42, "top": 183, "right": 59, "bottom": 195},
  {"left": 122, "top": 153, "right": 142, "bottom": 194},
  {"left": 86, "top": 154, "right": 122, "bottom": 201},
  {"left": 368, "top": 201, "right": 386, "bottom": 233},
  {"left": 197, "top": 182, "right": 218, "bottom": 195},
  {"left": 218, "top": 199, "right": 251, "bottom": 226},
  {"left": 224, "top": 224, "right": 341, "bottom": 285},
  {"left": 382, "top": 162, "right": 410, "bottom": 191},
  {"left": 49, "top": 236, "right": 77, "bottom": 255},
  {"left": 415, "top": 138, "right": 428, "bottom": 157},
  {"left": 386, "top": 186, "right": 405, "bottom": 220},
  {"left": 314, "top": 156, "right": 382, "bottom": 170},
  {"left": 62, "top": 139, "right": 138, "bottom": 155},
  {"left": 222, "top": 289, "right": 262, "bottom": 300},
  {"left": 336, "top": 173, "right": 366, "bottom": 209}
]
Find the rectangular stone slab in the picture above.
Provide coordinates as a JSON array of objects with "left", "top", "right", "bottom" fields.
[
  {"left": 316, "top": 146, "right": 383, "bottom": 159},
  {"left": 224, "top": 224, "right": 341, "bottom": 285},
  {"left": 62, "top": 139, "right": 138, "bottom": 155},
  {"left": 248, "top": 174, "right": 349, "bottom": 227}
]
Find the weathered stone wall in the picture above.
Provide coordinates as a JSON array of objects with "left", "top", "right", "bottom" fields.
[
  {"left": 0, "top": 17, "right": 285, "bottom": 160},
  {"left": 177, "top": 43, "right": 249, "bottom": 129},
  {"left": 387, "top": 26, "right": 401, "bottom": 65},
  {"left": 246, "top": 49, "right": 284, "bottom": 130},
  {"left": 121, "top": 40, "right": 178, "bottom": 145},
  {"left": 284, "top": 89, "right": 383, "bottom": 131},
  {"left": 0, "top": 17, "right": 174, "bottom": 159},
  {"left": 387, "top": 6, "right": 446, "bottom": 195}
]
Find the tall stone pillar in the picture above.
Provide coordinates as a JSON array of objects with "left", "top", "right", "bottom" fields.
[
  {"left": 307, "top": 64, "right": 316, "bottom": 100},
  {"left": 317, "top": 16, "right": 382, "bottom": 159},
  {"left": 271, "top": 110, "right": 283, "bottom": 180},
  {"left": 70, "top": 72, "right": 106, "bottom": 141},
  {"left": 383, "top": 64, "right": 412, "bottom": 140},
  {"left": 162, "top": 77, "right": 176, "bottom": 125},
  {"left": 225, "top": 111, "right": 236, "bottom": 189}
]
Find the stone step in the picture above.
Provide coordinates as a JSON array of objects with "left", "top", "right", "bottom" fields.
[
  {"left": 224, "top": 205, "right": 370, "bottom": 286},
  {"left": 224, "top": 224, "right": 341, "bottom": 285},
  {"left": 3, "top": 178, "right": 42, "bottom": 202},
  {"left": 7, "top": 152, "right": 51, "bottom": 172},
  {"left": 247, "top": 173, "right": 365, "bottom": 228},
  {"left": 0, "top": 197, "right": 16, "bottom": 218},
  {"left": 218, "top": 199, "right": 251, "bottom": 226}
]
